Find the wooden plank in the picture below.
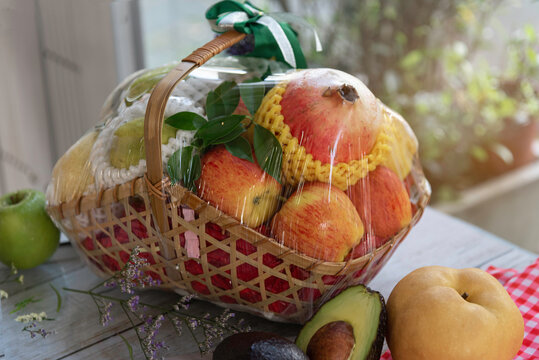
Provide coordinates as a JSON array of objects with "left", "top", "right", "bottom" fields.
[
  {"left": 1, "top": 208, "right": 536, "bottom": 360},
  {"left": 369, "top": 208, "right": 537, "bottom": 301},
  {"left": 0, "top": 260, "right": 299, "bottom": 360},
  {"left": 62, "top": 291, "right": 301, "bottom": 360},
  {"left": 481, "top": 247, "right": 537, "bottom": 270},
  {"left": 1, "top": 267, "right": 124, "bottom": 360},
  {"left": 0, "top": 245, "right": 85, "bottom": 297}
]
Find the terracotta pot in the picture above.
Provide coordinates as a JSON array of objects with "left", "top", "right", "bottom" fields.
[{"left": 481, "top": 120, "right": 538, "bottom": 178}]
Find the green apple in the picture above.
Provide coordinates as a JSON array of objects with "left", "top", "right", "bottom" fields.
[
  {"left": 0, "top": 189, "right": 60, "bottom": 269},
  {"left": 109, "top": 117, "right": 178, "bottom": 169}
]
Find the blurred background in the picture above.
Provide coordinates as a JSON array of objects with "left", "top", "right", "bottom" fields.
[{"left": 0, "top": 0, "right": 537, "bottom": 251}]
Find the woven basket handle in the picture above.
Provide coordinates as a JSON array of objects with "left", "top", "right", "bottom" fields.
[{"left": 144, "top": 30, "right": 246, "bottom": 258}]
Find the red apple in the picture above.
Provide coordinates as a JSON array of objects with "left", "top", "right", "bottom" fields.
[
  {"left": 271, "top": 182, "right": 363, "bottom": 262},
  {"left": 345, "top": 234, "right": 388, "bottom": 260},
  {"left": 347, "top": 166, "right": 412, "bottom": 238},
  {"left": 234, "top": 97, "right": 250, "bottom": 116},
  {"left": 197, "top": 146, "right": 282, "bottom": 228},
  {"left": 279, "top": 69, "right": 383, "bottom": 164}
]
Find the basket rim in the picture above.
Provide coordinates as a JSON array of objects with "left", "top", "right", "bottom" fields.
[{"left": 47, "top": 173, "right": 431, "bottom": 274}]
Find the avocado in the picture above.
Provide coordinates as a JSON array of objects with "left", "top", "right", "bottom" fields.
[
  {"left": 213, "top": 332, "right": 308, "bottom": 360},
  {"left": 306, "top": 321, "right": 355, "bottom": 360},
  {"left": 296, "top": 285, "right": 386, "bottom": 360},
  {"left": 109, "top": 117, "right": 177, "bottom": 169}
]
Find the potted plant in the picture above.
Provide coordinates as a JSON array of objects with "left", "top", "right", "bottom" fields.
[{"left": 271, "top": 0, "right": 538, "bottom": 203}]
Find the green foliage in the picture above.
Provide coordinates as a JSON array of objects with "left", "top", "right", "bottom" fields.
[
  {"left": 164, "top": 112, "right": 206, "bottom": 130},
  {"left": 10, "top": 296, "right": 42, "bottom": 314},
  {"left": 239, "top": 77, "right": 265, "bottom": 115},
  {"left": 225, "top": 136, "right": 254, "bottom": 163},
  {"left": 253, "top": 124, "right": 283, "bottom": 183},
  {"left": 166, "top": 80, "right": 282, "bottom": 191},
  {"left": 50, "top": 284, "right": 62, "bottom": 313},
  {"left": 205, "top": 81, "right": 241, "bottom": 120},
  {"left": 277, "top": 0, "right": 538, "bottom": 200},
  {"left": 167, "top": 146, "right": 201, "bottom": 192},
  {"left": 119, "top": 334, "right": 135, "bottom": 360},
  {"left": 196, "top": 115, "right": 246, "bottom": 147}
]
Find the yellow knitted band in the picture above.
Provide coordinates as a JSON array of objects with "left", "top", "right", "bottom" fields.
[{"left": 254, "top": 82, "right": 397, "bottom": 190}]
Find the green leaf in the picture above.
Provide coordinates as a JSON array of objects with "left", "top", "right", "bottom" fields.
[
  {"left": 165, "top": 112, "right": 206, "bottom": 130},
  {"left": 191, "top": 137, "right": 204, "bottom": 148},
  {"left": 209, "top": 125, "right": 246, "bottom": 145},
  {"left": 253, "top": 124, "right": 283, "bottom": 183},
  {"left": 225, "top": 136, "right": 254, "bottom": 162},
  {"left": 184, "top": 152, "right": 201, "bottom": 193},
  {"left": 10, "top": 296, "right": 41, "bottom": 314},
  {"left": 50, "top": 284, "right": 62, "bottom": 313},
  {"left": 261, "top": 66, "right": 272, "bottom": 80},
  {"left": 196, "top": 115, "right": 245, "bottom": 147},
  {"left": 167, "top": 149, "right": 184, "bottom": 185},
  {"left": 167, "top": 146, "right": 201, "bottom": 192},
  {"left": 118, "top": 333, "right": 135, "bottom": 360},
  {"left": 240, "top": 78, "right": 265, "bottom": 115},
  {"left": 205, "top": 81, "right": 240, "bottom": 120}
]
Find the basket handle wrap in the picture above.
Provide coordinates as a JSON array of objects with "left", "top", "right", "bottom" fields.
[{"left": 144, "top": 30, "right": 246, "bottom": 259}]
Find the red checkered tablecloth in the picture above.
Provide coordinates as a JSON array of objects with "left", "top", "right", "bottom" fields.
[{"left": 381, "top": 258, "right": 539, "bottom": 360}]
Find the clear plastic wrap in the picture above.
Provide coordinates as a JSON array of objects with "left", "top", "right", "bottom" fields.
[{"left": 46, "top": 55, "right": 430, "bottom": 323}]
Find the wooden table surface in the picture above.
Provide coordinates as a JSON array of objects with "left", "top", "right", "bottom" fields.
[{"left": 1, "top": 207, "right": 537, "bottom": 360}]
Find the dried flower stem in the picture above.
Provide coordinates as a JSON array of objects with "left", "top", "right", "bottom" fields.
[
  {"left": 62, "top": 287, "right": 244, "bottom": 330},
  {"left": 63, "top": 286, "right": 249, "bottom": 359},
  {"left": 62, "top": 247, "right": 249, "bottom": 359},
  {"left": 120, "top": 302, "right": 147, "bottom": 358}
]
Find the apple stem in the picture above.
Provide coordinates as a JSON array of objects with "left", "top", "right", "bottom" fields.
[
  {"left": 8, "top": 192, "right": 26, "bottom": 205},
  {"left": 461, "top": 292, "right": 469, "bottom": 300}
]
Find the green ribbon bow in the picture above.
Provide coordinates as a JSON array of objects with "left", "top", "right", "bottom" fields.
[{"left": 206, "top": 0, "right": 310, "bottom": 68}]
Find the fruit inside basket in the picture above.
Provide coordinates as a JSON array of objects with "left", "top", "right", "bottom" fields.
[{"left": 46, "top": 30, "right": 430, "bottom": 323}]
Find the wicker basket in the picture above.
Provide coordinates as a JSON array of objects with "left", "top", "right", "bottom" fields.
[{"left": 47, "top": 30, "right": 431, "bottom": 323}]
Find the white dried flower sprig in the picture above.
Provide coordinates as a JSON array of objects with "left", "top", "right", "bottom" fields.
[
  {"left": 15, "top": 311, "right": 49, "bottom": 323},
  {"left": 3, "top": 266, "right": 61, "bottom": 340},
  {"left": 15, "top": 312, "right": 56, "bottom": 339},
  {"left": 63, "top": 246, "right": 251, "bottom": 360}
]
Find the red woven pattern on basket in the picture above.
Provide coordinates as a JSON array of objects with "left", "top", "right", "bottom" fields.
[
  {"left": 381, "top": 258, "right": 539, "bottom": 360},
  {"left": 60, "top": 188, "right": 422, "bottom": 322}
]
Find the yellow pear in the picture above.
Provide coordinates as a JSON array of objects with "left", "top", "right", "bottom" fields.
[
  {"left": 380, "top": 107, "right": 418, "bottom": 179},
  {"left": 50, "top": 131, "right": 97, "bottom": 204},
  {"left": 387, "top": 266, "right": 524, "bottom": 360}
]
